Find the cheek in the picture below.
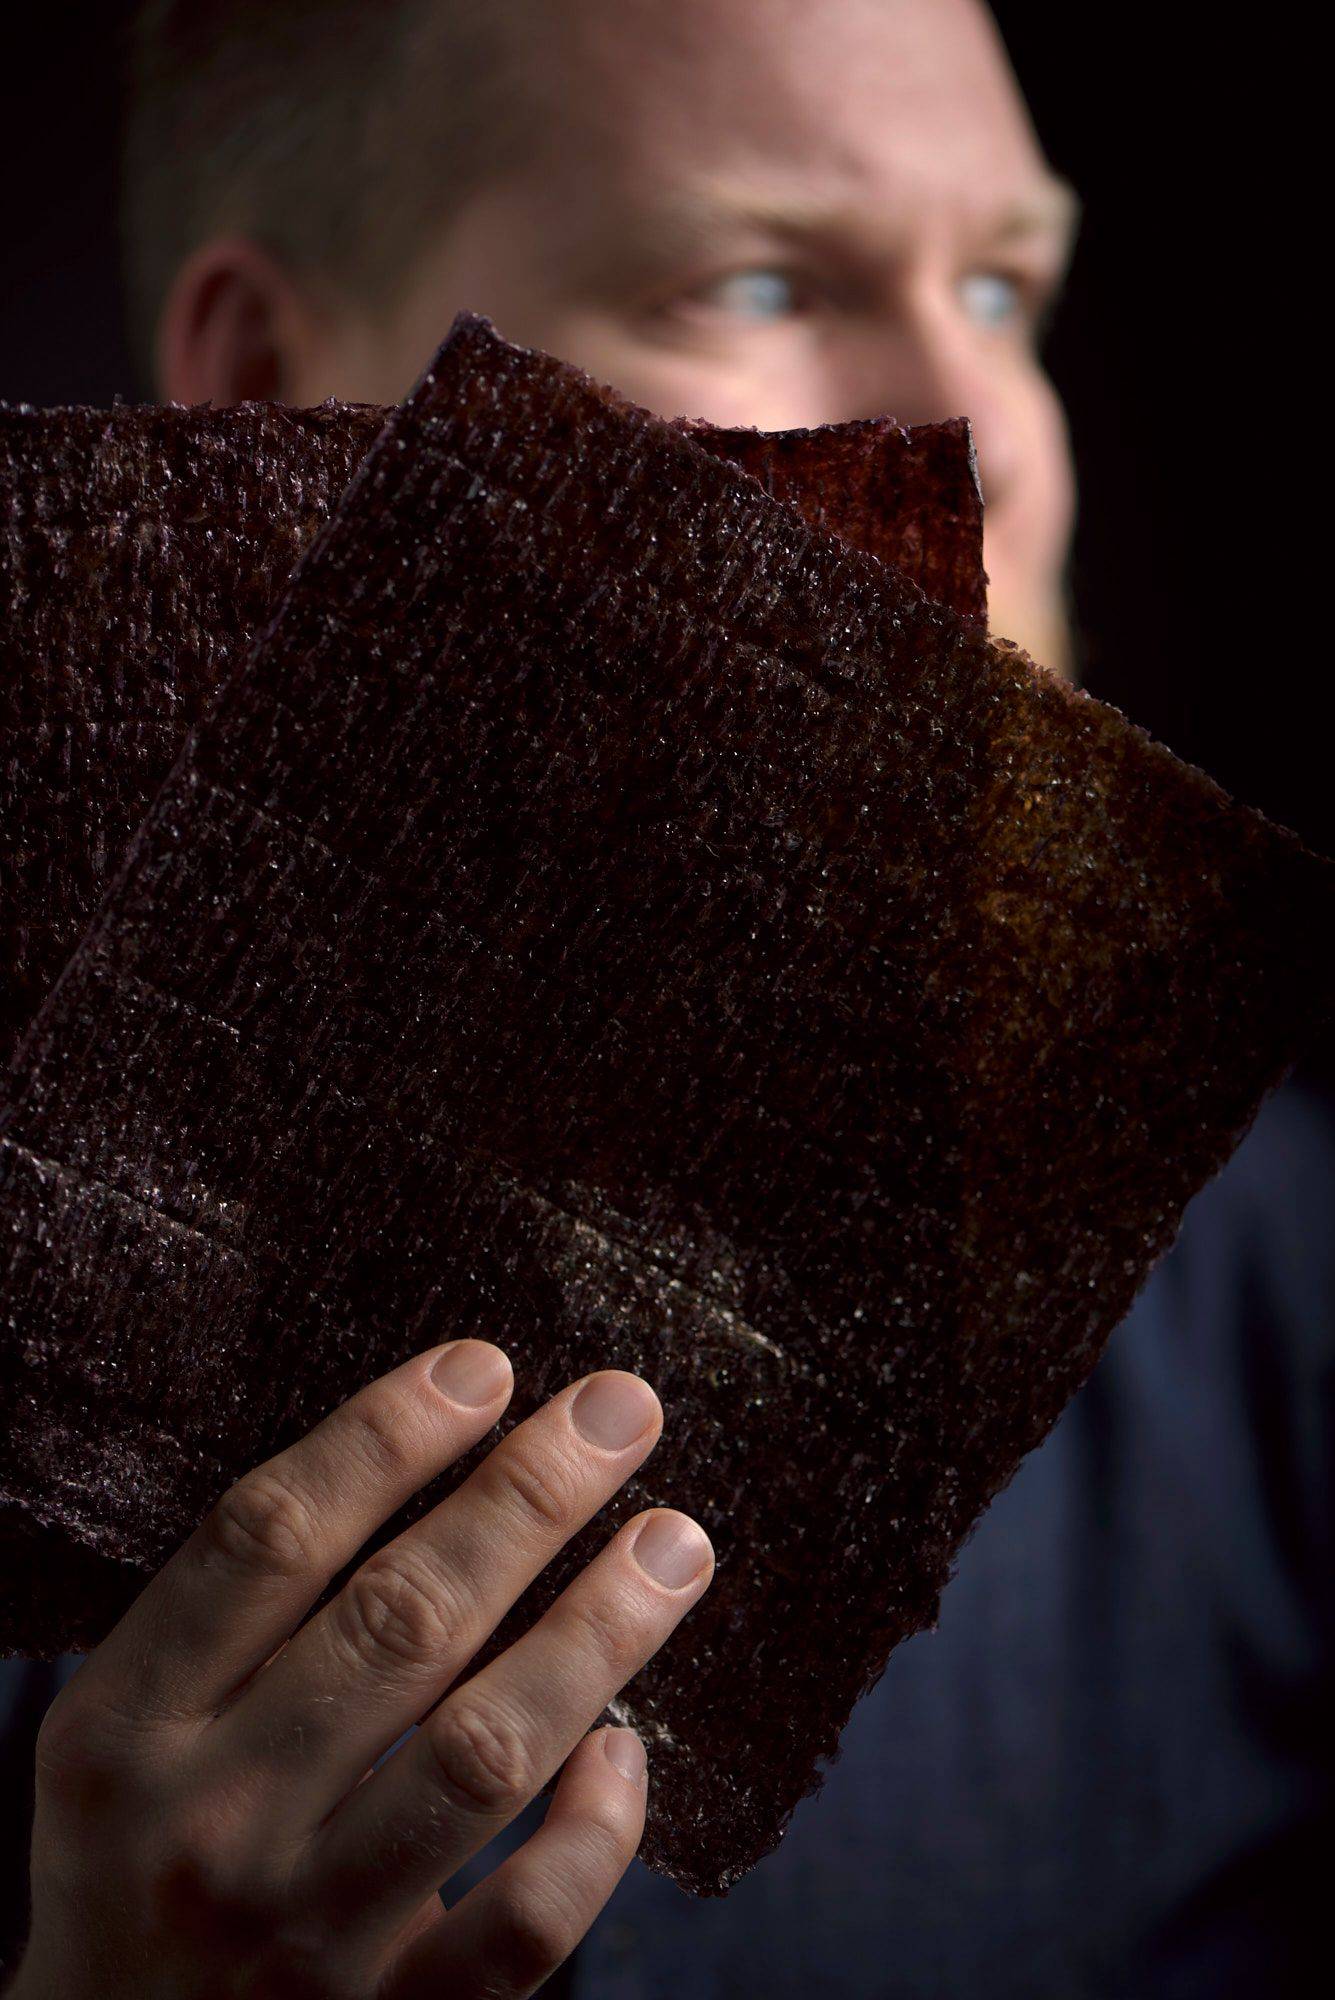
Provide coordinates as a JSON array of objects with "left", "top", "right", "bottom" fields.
[
  {"left": 979, "top": 375, "right": 1076, "bottom": 671},
  {"left": 990, "top": 371, "right": 1077, "bottom": 585},
  {"left": 295, "top": 313, "right": 439, "bottom": 407},
  {"left": 531, "top": 318, "right": 818, "bottom": 430},
  {"left": 572, "top": 342, "right": 748, "bottom": 424}
]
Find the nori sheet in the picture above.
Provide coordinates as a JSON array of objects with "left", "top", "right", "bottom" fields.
[
  {"left": 1, "top": 315, "right": 1332, "bottom": 1896},
  {"left": 0, "top": 395, "right": 981, "bottom": 1067}
]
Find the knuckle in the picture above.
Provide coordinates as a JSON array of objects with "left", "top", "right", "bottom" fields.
[
  {"left": 345, "top": 1394, "right": 419, "bottom": 1486},
  {"left": 202, "top": 1469, "right": 320, "bottom": 1581},
  {"left": 34, "top": 1692, "right": 111, "bottom": 1801},
  {"left": 576, "top": 1782, "right": 642, "bottom": 1865},
  {"left": 425, "top": 1695, "right": 535, "bottom": 1817},
  {"left": 154, "top": 1825, "right": 281, "bottom": 1951},
  {"left": 334, "top": 1553, "right": 456, "bottom": 1671},
  {"left": 34, "top": 1688, "right": 161, "bottom": 1814},
  {"left": 493, "top": 1442, "right": 579, "bottom": 1536},
  {"left": 567, "top": 1589, "right": 640, "bottom": 1679},
  {"left": 489, "top": 1881, "right": 579, "bottom": 1987}
]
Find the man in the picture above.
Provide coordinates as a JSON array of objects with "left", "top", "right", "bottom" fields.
[{"left": 3, "top": 2, "right": 1331, "bottom": 1995}]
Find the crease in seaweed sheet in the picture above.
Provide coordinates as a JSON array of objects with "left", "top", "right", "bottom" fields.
[
  {"left": 2, "top": 313, "right": 1334, "bottom": 1897},
  {"left": 0, "top": 382, "right": 982, "bottom": 1068}
]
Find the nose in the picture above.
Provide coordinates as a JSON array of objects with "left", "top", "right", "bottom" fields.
[{"left": 836, "top": 308, "right": 1025, "bottom": 515}]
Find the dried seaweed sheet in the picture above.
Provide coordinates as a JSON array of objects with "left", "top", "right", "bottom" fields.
[
  {"left": 682, "top": 412, "right": 986, "bottom": 624},
  {"left": 0, "top": 395, "right": 981, "bottom": 1067},
  {"left": 0, "top": 402, "right": 384, "bottom": 1064},
  {"left": 2, "top": 315, "right": 1333, "bottom": 1896}
]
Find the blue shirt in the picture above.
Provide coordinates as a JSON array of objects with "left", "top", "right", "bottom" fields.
[{"left": 4, "top": 1083, "right": 1332, "bottom": 1995}]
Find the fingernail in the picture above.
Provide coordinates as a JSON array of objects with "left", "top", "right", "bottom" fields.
[
  {"left": 603, "top": 1727, "right": 647, "bottom": 1787},
  {"left": 431, "top": 1341, "right": 512, "bottom": 1408},
  {"left": 631, "top": 1511, "right": 712, "bottom": 1589},
  {"left": 571, "top": 1372, "right": 659, "bottom": 1451}
]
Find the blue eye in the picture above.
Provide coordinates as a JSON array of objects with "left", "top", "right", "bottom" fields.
[
  {"left": 694, "top": 268, "right": 801, "bottom": 321},
  {"left": 959, "top": 270, "right": 1023, "bottom": 328}
]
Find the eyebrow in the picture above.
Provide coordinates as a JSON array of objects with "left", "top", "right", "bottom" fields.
[
  {"left": 706, "top": 174, "right": 1085, "bottom": 252},
  {"left": 553, "top": 172, "right": 1083, "bottom": 299},
  {"left": 989, "top": 177, "right": 1083, "bottom": 246},
  {"left": 656, "top": 172, "right": 1082, "bottom": 256}
]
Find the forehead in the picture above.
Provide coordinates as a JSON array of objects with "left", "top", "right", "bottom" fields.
[{"left": 524, "top": 0, "right": 1050, "bottom": 222}]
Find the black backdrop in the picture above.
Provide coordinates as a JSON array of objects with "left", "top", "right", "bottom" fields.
[
  {"left": 3, "top": 2, "right": 1326, "bottom": 856},
  {"left": 0, "top": 4, "right": 1327, "bottom": 1972}
]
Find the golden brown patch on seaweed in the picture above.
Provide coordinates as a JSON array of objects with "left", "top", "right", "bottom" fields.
[{"left": 1, "top": 316, "right": 1331, "bottom": 1897}]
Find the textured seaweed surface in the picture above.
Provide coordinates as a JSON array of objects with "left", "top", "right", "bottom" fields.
[
  {"left": 2, "top": 315, "right": 1333, "bottom": 1896},
  {"left": 685, "top": 413, "right": 986, "bottom": 624},
  {"left": 0, "top": 395, "right": 980, "bottom": 1067},
  {"left": 0, "top": 401, "right": 385, "bottom": 1063}
]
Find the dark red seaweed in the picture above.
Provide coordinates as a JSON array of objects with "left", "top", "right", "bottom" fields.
[{"left": 1, "top": 316, "right": 1331, "bottom": 1896}]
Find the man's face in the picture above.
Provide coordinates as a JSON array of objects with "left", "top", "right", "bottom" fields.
[{"left": 307, "top": 0, "right": 1078, "bottom": 672}]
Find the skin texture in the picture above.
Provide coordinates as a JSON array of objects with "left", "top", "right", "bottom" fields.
[
  {"left": 159, "top": 0, "right": 1078, "bottom": 674},
  {"left": 14, "top": 1346, "right": 712, "bottom": 1997},
  {"left": 20, "top": 3, "right": 1078, "bottom": 1991}
]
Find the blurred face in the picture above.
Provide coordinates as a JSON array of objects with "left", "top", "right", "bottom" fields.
[{"left": 306, "top": 0, "right": 1079, "bottom": 671}]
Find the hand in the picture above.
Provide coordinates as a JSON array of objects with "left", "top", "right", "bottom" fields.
[{"left": 11, "top": 1341, "right": 712, "bottom": 1998}]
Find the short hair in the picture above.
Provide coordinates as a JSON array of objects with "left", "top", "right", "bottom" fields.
[{"left": 121, "top": 0, "right": 532, "bottom": 385}]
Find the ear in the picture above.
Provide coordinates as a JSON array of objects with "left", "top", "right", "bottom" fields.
[{"left": 155, "top": 237, "right": 320, "bottom": 406}]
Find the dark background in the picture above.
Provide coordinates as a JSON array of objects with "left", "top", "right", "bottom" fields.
[
  {"left": 0, "top": 7, "right": 1326, "bottom": 1976},
  {"left": 3, "top": 2, "right": 1325, "bottom": 856}
]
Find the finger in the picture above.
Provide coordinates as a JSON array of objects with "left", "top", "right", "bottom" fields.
[
  {"left": 89, "top": 1340, "right": 515, "bottom": 1720},
  {"left": 306, "top": 1506, "right": 712, "bottom": 1944},
  {"left": 383, "top": 1726, "right": 648, "bottom": 2000},
  {"left": 204, "top": 1370, "right": 663, "bottom": 1828}
]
